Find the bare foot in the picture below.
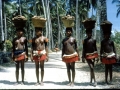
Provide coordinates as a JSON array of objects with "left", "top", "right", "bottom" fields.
[
  {"left": 109, "top": 81, "right": 114, "bottom": 85},
  {"left": 70, "top": 82, "right": 74, "bottom": 87},
  {"left": 67, "top": 82, "right": 71, "bottom": 86},
  {"left": 21, "top": 82, "right": 24, "bottom": 85},
  {"left": 35, "top": 82, "right": 39, "bottom": 86},
  {"left": 89, "top": 82, "right": 92, "bottom": 86},
  {"left": 93, "top": 82, "right": 97, "bottom": 87},
  {"left": 40, "top": 82, "right": 44, "bottom": 86},
  {"left": 105, "top": 81, "right": 109, "bottom": 85},
  {"left": 14, "top": 82, "right": 19, "bottom": 85}
]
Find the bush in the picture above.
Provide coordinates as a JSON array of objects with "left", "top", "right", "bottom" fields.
[{"left": 5, "top": 40, "right": 12, "bottom": 51}]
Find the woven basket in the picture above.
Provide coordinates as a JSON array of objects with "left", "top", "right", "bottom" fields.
[
  {"left": 100, "top": 20, "right": 112, "bottom": 33},
  {"left": 12, "top": 15, "right": 27, "bottom": 28},
  {"left": 32, "top": 16, "right": 46, "bottom": 28},
  {"left": 62, "top": 19, "right": 74, "bottom": 27},
  {"left": 61, "top": 15, "right": 75, "bottom": 27},
  {"left": 12, "top": 20, "right": 27, "bottom": 28},
  {"left": 82, "top": 18, "right": 96, "bottom": 29}
]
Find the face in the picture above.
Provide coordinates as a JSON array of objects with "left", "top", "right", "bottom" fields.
[
  {"left": 66, "top": 29, "right": 72, "bottom": 37},
  {"left": 35, "top": 29, "right": 42, "bottom": 36},
  {"left": 86, "top": 32, "right": 92, "bottom": 38},
  {"left": 16, "top": 30, "right": 24, "bottom": 37},
  {"left": 104, "top": 34, "right": 110, "bottom": 39}
]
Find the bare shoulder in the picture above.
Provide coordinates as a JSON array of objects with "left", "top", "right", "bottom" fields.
[
  {"left": 43, "top": 36, "right": 49, "bottom": 42},
  {"left": 13, "top": 37, "right": 17, "bottom": 41},
  {"left": 32, "top": 37, "right": 36, "bottom": 42}
]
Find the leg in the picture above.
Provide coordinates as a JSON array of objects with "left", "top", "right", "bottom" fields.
[
  {"left": 82, "top": 57, "right": 85, "bottom": 63},
  {"left": 109, "top": 64, "right": 113, "bottom": 83},
  {"left": 105, "top": 64, "right": 109, "bottom": 84},
  {"left": 35, "top": 60, "right": 40, "bottom": 85},
  {"left": 66, "top": 63, "right": 71, "bottom": 85},
  {"left": 40, "top": 60, "right": 45, "bottom": 86},
  {"left": 70, "top": 62, "right": 75, "bottom": 87},
  {"left": 87, "top": 59, "right": 96, "bottom": 86},
  {"left": 86, "top": 60, "right": 93, "bottom": 83},
  {"left": 15, "top": 61, "right": 19, "bottom": 85},
  {"left": 21, "top": 60, "right": 25, "bottom": 84}
]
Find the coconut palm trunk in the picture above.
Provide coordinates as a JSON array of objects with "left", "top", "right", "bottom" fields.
[
  {"left": 99, "top": 0, "right": 107, "bottom": 40},
  {"left": 18, "top": 0, "right": 22, "bottom": 15},
  {"left": 76, "top": 0, "right": 80, "bottom": 46},
  {"left": 44, "top": 0, "right": 54, "bottom": 51},
  {"left": 56, "top": 3, "right": 61, "bottom": 49},
  {"left": 0, "top": 0, "right": 4, "bottom": 42}
]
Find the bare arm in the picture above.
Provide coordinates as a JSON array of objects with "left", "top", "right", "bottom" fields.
[
  {"left": 62, "top": 48, "right": 64, "bottom": 57},
  {"left": 45, "top": 37, "right": 49, "bottom": 61},
  {"left": 112, "top": 41, "right": 116, "bottom": 56},
  {"left": 82, "top": 39, "right": 86, "bottom": 58},
  {"left": 74, "top": 39, "right": 80, "bottom": 59},
  {"left": 94, "top": 40, "right": 97, "bottom": 51},
  {"left": 30, "top": 38, "right": 34, "bottom": 62},
  {"left": 24, "top": 38, "right": 28, "bottom": 61}
]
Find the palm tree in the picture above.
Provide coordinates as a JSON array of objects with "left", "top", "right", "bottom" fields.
[
  {"left": 112, "top": 0, "right": 120, "bottom": 17},
  {"left": 98, "top": 0, "right": 107, "bottom": 40},
  {"left": 0, "top": 0, "right": 4, "bottom": 43}
]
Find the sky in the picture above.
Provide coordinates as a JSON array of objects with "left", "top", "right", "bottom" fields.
[
  {"left": 107, "top": 0, "right": 120, "bottom": 32},
  {"left": 89, "top": 0, "right": 120, "bottom": 32}
]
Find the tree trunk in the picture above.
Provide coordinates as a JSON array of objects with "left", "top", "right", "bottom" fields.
[
  {"left": 99, "top": 0, "right": 107, "bottom": 40},
  {"left": 42, "top": 0, "right": 48, "bottom": 37},
  {"left": 45, "top": 0, "right": 54, "bottom": 51},
  {"left": 57, "top": 3, "right": 61, "bottom": 49},
  {"left": 18, "top": 0, "right": 22, "bottom": 15},
  {"left": 76, "top": 0, "right": 80, "bottom": 47},
  {"left": 3, "top": 11, "right": 7, "bottom": 52},
  {"left": 0, "top": 0, "right": 4, "bottom": 42}
]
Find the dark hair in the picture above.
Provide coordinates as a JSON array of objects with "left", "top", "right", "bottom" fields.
[
  {"left": 103, "top": 32, "right": 111, "bottom": 35},
  {"left": 86, "top": 30, "right": 92, "bottom": 33},
  {"left": 16, "top": 28, "right": 25, "bottom": 32},
  {"left": 66, "top": 27, "right": 73, "bottom": 32},
  {"left": 35, "top": 27, "right": 43, "bottom": 30}
]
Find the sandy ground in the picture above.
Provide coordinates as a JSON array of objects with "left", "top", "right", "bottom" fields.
[{"left": 0, "top": 51, "right": 120, "bottom": 89}]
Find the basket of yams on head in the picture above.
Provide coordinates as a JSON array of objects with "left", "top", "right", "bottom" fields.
[
  {"left": 61, "top": 15, "right": 75, "bottom": 27},
  {"left": 12, "top": 15, "right": 27, "bottom": 28},
  {"left": 32, "top": 16, "right": 47, "bottom": 28}
]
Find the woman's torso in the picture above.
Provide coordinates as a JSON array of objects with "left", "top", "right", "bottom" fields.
[
  {"left": 102, "top": 39, "right": 113, "bottom": 53},
  {"left": 14, "top": 37, "right": 26, "bottom": 51},
  {"left": 84, "top": 38, "right": 96, "bottom": 53},
  {"left": 63, "top": 37, "right": 76, "bottom": 55},
  {"left": 32, "top": 36, "right": 46, "bottom": 51}
]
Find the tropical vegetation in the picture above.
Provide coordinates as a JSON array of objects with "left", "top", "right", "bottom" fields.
[{"left": 0, "top": 0, "right": 120, "bottom": 56}]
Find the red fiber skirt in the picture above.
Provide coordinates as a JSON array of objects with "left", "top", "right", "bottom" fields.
[
  {"left": 101, "top": 57, "right": 117, "bottom": 64},
  {"left": 62, "top": 56, "right": 79, "bottom": 63},
  {"left": 85, "top": 53, "right": 98, "bottom": 60},
  {"left": 33, "top": 55, "right": 46, "bottom": 61},
  {"left": 14, "top": 54, "right": 26, "bottom": 61}
]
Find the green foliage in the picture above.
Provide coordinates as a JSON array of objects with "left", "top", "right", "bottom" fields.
[
  {"left": 111, "top": 31, "right": 120, "bottom": 55},
  {"left": 5, "top": 40, "right": 12, "bottom": 51}
]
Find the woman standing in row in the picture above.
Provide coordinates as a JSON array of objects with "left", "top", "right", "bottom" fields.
[
  {"left": 31, "top": 16, "right": 49, "bottom": 86},
  {"left": 12, "top": 15, "right": 28, "bottom": 85},
  {"left": 100, "top": 21, "right": 117, "bottom": 85},
  {"left": 61, "top": 15, "right": 80, "bottom": 87},
  {"left": 82, "top": 18, "right": 98, "bottom": 87}
]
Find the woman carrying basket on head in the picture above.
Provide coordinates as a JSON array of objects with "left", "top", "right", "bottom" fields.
[
  {"left": 82, "top": 18, "right": 99, "bottom": 87},
  {"left": 61, "top": 15, "right": 80, "bottom": 87},
  {"left": 31, "top": 16, "right": 49, "bottom": 86},
  {"left": 12, "top": 15, "right": 28, "bottom": 85},
  {"left": 100, "top": 21, "right": 117, "bottom": 85}
]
